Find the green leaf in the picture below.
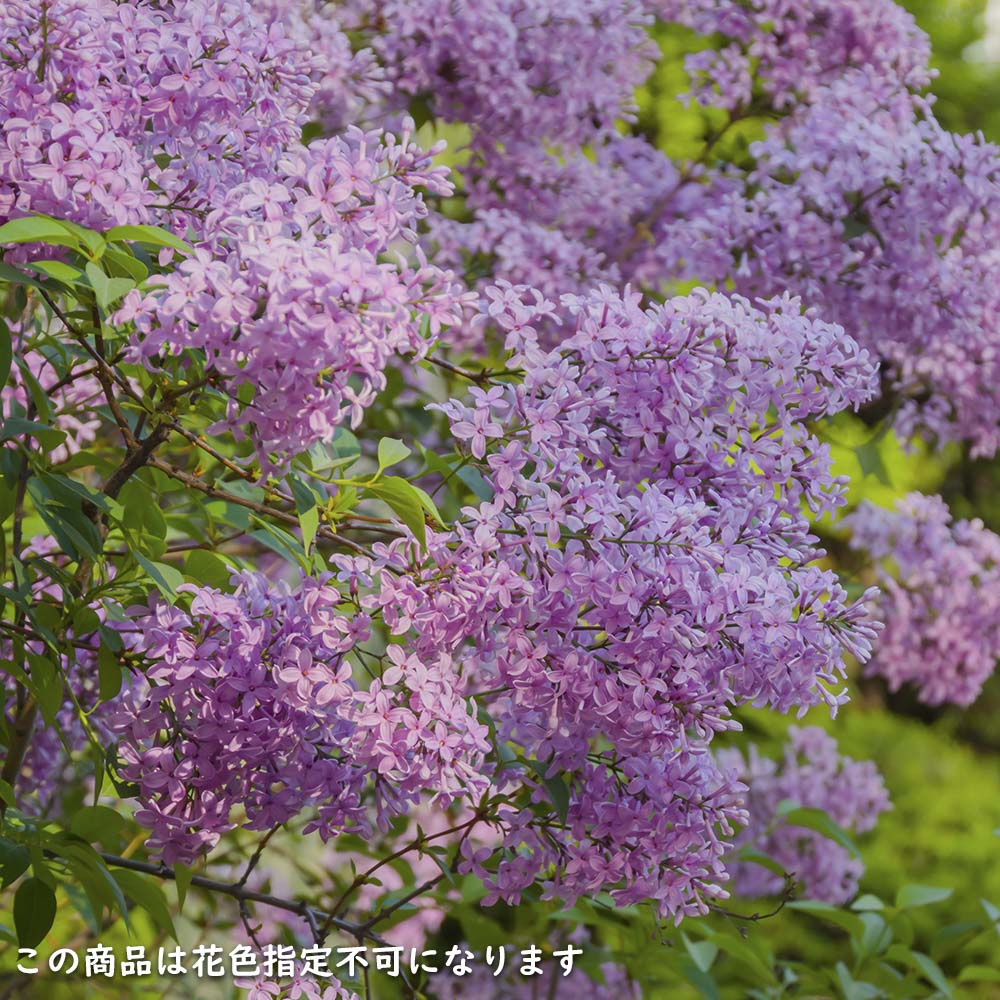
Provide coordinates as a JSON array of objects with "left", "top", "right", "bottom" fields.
[
  {"left": 26, "top": 652, "right": 63, "bottom": 726},
  {"left": 26, "top": 474, "right": 103, "bottom": 561},
  {"left": 364, "top": 476, "right": 427, "bottom": 549},
  {"left": 855, "top": 437, "right": 891, "bottom": 485},
  {"left": 787, "top": 900, "right": 866, "bottom": 938},
  {"left": 97, "top": 644, "right": 124, "bottom": 702},
  {"left": 299, "top": 505, "right": 319, "bottom": 554},
  {"left": 377, "top": 437, "right": 412, "bottom": 471},
  {"left": 0, "top": 836, "right": 30, "bottom": 889},
  {"left": 834, "top": 962, "right": 881, "bottom": 1000},
  {"left": 700, "top": 926, "right": 777, "bottom": 985},
  {"left": 0, "top": 318, "right": 11, "bottom": 387},
  {"left": 53, "top": 217, "right": 105, "bottom": 258},
  {"left": 776, "top": 802, "right": 860, "bottom": 859},
  {"left": 0, "top": 262, "right": 47, "bottom": 291},
  {"left": 682, "top": 933, "right": 719, "bottom": 974},
  {"left": 102, "top": 247, "right": 148, "bottom": 283},
  {"left": 112, "top": 869, "right": 176, "bottom": 939},
  {"left": 120, "top": 481, "right": 166, "bottom": 539},
  {"left": 456, "top": 464, "right": 493, "bottom": 501},
  {"left": 23, "top": 259, "right": 84, "bottom": 284},
  {"left": 174, "top": 863, "right": 194, "bottom": 913},
  {"left": 184, "top": 549, "right": 233, "bottom": 589},
  {"left": 85, "top": 261, "right": 134, "bottom": 312},
  {"left": 0, "top": 780, "right": 16, "bottom": 807},
  {"left": 248, "top": 517, "right": 310, "bottom": 572},
  {"left": 306, "top": 427, "right": 360, "bottom": 472},
  {"left": 908, "top": 951, "right": 953, "bottom": 998},
  {"left": 842, "top": 216, "right": 873, "bottom": 241},
  {"left": 70, "top": 806, "right": 126, "bottom": 848},
  {"left": 13, "top": 878, "right": 56, "bottom": 948},
  {"left": 544, "top": 774, "right": 571, "bottom": 824},
  {"left": 72, "top": 860, "right": 130, "bottom": 930},
  {"left": 930, "top": 921, "right": 981, "bottom": 962},
  {"left": 895, "top": 884, "right": 953, "bottom": 911},
  {"left": 0, "top": 215, "right": 81, "bottom": 250},
  {"left": 105, "top": 224, "right": 192, "bottom": 256},
  {"left": 411, "top": 484, "right": 446, "bottom": 528},
  {"left": 451, "top": 903, "right": 502, "bottom": 949},
  {"left": 286, "top": 475, "right": 322, "bottom": 553},
  {"left": 959, "top": 965, "right": 1000, "bottom": 984},
  {"left": 287, "top": 474, "right": 321, "bottom": 513},
  {"left": 856, "top": 912, "right": 893, "bottom": 960},
  {"left": 63, "top": 881, "right": 100, "bottom": 935},
  {"left": 14, "top": 354, "right": 54, "bottom": 422},
  {"left": 851, "top": 894, "right": 885, "bottom": 912},
  {"left": 732, "top": 846, "right": 787, "bottom": 878},
  {"left": 0, "top": 416, "right": 67, "bottom": 452},
  {"left": 679, "top": 958, "right": 721, "bottom": 1000},
  {"left": 133, "top": 553, "right": 184, "bottom": 601}
]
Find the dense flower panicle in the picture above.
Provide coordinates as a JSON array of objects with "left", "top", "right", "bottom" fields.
[
  {"left": 666, "top": 74, "right": 1000, "bottom": 456},
  {"left": 102, "top": 282, "right": 883, "bottom": 919},
  {"left": 421, "top": 284, "right": 881, "bottom": 918},
  {"left": 3, "top": 0, "right": 985, "bottom": 940},
  {"left": 657, "top": 0, "right": 932, "bottom": 110},
  {"left": 1, "top": 1, "right": 473, "bottom": 464},
  {"left": 253, "top": 0, "right": 386, "bottom": 131},
  {"left": 109, "top": 571, "right": 492, "bottom": 865},
  {"left": 0, "top": 0, "right": 312, "bottom": 230},
  {"left": 846, "top": 495, "right": 1000, "bottom": 707},
  {"left": 430, "top": 137, "right": 688, "bottom": 340},
  {"left": 431, "top": 208, "right": 619, "bottom": 343},
  {"left": 358, "top": 0, "right": 657, "bottom": 147},
  {"left": 719, "top": 727, "right": 890, "bottom": 903},
  {"left": 120, "top": 121, "right": 472, "bottom": 463}
]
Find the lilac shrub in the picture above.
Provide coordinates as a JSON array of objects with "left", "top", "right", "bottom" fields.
[
  {"left": 847, "top": 494, "right": 1000, "bottom": 706},
  {"left": 94, "top": 282, "right": 883, "bottom": 924},
  {"left": 3, "top": 0, "right": 996, "bottom": 983}
]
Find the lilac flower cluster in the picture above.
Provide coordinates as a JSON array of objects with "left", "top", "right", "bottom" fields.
[
  {"left": 7, "top": 0, "right": 986, "bottom": 943},
  {"left": 0, "top": 0, "right": 309, "bottom": 230},
  {"left": 668, "top": 75, "right": 1000, "bottom": 456},
  {"left": 425, "top": 284, "right": 880, "bottom": 919},
  {"left": 846, "top": 494, "right": 1000, "bottom": 707},
  {"left": 237, "top": 974, "right": 358, "bottom": 1000},
  {"left": 110, "top": 571, "right": 491, "bottom": 865},
  {"left": 1, "top": 0, "right": 471, "bottom": 464},
  {"left": 102, "top": 280, "right": 884, "bottom": 919},
  {"left": 719, "top": 727, "right": 890, "bottom": 903},
  {"left": 119, "top": 121, "right": 470, "bottom": 464},
  {"left": 253, "top": 0, "right": 385, "bottom": 132},
  {"left": 361, "top": 0, "right": 656, "bottom": 147},
  {"left": 659, "top": 0, "right": 931, "bottom": 110},
  {"left": 367, "top": 0, "right": 1000, "bottom": 458}
]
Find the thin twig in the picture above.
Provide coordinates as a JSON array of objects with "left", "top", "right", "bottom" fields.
[{"left": 97, "top": 853, "right": 388, "bottom": 945}]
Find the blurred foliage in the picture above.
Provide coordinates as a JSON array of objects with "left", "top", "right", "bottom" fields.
[{"left": 904, "top": 0, "right": 1000, "bottom": 140}]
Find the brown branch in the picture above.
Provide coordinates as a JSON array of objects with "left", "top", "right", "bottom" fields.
[
  {"left": 97, "top": 853, "right": 387, "bottom": 945},
  {"left": 101, "top": 423, "right": 171, "bottom": 501}
]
